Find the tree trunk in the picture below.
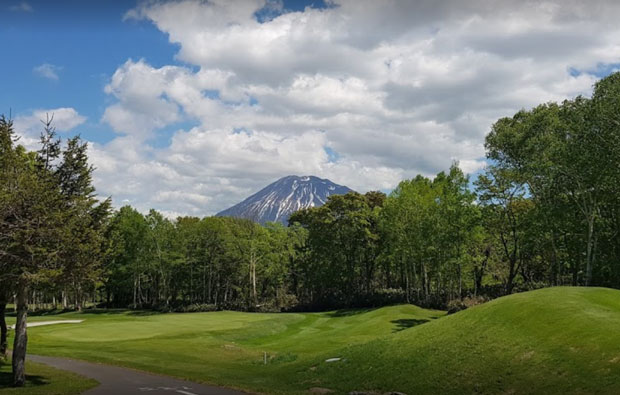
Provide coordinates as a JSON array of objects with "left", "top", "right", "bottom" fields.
[
  {"left": 404, "top": 259, "right": 410, "bottom": 304},
  {"left": 506, "top": 257, "right": 517, "bottom": 295},
  {"left": 0, "top": 295, "right": 7, "bottom": 358},
  {"left": 585, "top": 214, "right": 595, "bottom": 286},
  {"left": 457, "top": 263, "right": 462, "bottom": 299},
  {"left": 474, "top": 246, "right": 490, "bottom": 297},
  {"left": 422, "top": 262, "right": 429, "bottom": 302},
  {"left": 75, "top": 284, "right": 83, "bottom": 311},
  {"left": 250, "top": 252, "right": 258, "bottom": 307},
  {"left": 12, "top": 280, "right": 29, "bottom": 386}
]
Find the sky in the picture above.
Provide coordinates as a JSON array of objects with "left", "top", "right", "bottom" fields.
[{"left": 2, "top": 0, "right": 620, "bottom": 218}]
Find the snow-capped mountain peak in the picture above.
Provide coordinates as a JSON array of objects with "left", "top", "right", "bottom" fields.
[{"left": 216, "top": 175, "right": 353, "bottom": 224}]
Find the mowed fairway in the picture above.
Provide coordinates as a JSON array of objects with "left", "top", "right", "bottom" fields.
[{"left": 7, "top": 287, "right": 620, "bottom": 394}]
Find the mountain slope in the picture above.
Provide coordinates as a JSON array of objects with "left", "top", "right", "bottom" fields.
[{"left": 216, "top": 175, "right": 352, "bottom": 224}]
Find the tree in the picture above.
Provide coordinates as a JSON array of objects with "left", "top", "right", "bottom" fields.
[
  {"left": 103, "top": 206, "right": 150, "bottom": 307},
  {"left": 483, "top": 73, "right": 620, "bottom": 287},
  {"left": 381, "top": 164, "right": 479, "bottom": 306},
  {"left": 290, "top": 191, "right": 384, "bottom": 307},
  {"left": 0, "top": 116, "right": 108, "bottom": 385}
]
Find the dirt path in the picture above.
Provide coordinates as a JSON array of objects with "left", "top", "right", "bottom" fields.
[{"left": 29, "top": 355, "right": 247, "bottom": 395}]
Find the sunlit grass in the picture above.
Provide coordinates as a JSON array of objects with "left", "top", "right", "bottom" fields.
[{"left": 7, "top": 287, "right": 620, "bottom": 394}]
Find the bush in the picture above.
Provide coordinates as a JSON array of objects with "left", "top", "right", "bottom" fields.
[
  {"left": 175, "top": 303, "right": 218, "bottom": 313},
  {"left": 277, "top": 293, "right": 299, "bottom": 311},
  {"left": 446, "top": 295, "right": 488, "bottom": 314},
  {"left": 363, "top": 288, "right": 407, "bottom": 306}
]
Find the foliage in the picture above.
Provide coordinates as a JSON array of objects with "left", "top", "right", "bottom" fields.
[{"left": 0, "top": 115, "right": 110, "bottom": 385}]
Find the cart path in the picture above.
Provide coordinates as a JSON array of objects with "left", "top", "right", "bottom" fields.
[{"left": 29, "top": 355, "right": 247, "bottom": 395}]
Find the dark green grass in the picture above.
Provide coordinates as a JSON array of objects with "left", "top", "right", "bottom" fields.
[
  {"left": 0, "top": 359, "right": 97, "bottom": 394},
  {"left": 7, "top": 287, "right": 620, "bottom": 394}
]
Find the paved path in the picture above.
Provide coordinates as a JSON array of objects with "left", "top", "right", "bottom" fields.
[{"left": 29, "top": 355, "right": 247, "bottom": 395}]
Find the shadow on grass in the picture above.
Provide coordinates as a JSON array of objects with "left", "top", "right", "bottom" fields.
[
  {"left": 328, "top": 308, "right": 375, "bottom": 317},
  {"left": 127, "top": 310, "right": 163, "bottom": 316},
  {"left": 0, "top": 368, "right": 49, "bottom": 390},
  {"left": 391, "top": 318, "right": 429, "bottom": 332},
  {"left": 65, "top": 309, "right": 163, "bottom": 317},
  {"left": 66, "top": 308, "right": 129, "bottom": 316}
]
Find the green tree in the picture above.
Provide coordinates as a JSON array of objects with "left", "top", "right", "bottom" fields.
[
  {"left": 0, "top": 115, "right": 110, "bottom": 385},
  {"left": 290, "top": 191, "right": 384, "bottom": 307}
]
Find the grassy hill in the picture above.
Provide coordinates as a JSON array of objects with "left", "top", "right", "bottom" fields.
[
  {"left": 6, "top": 287, "right": 620, "bottom": 394},
  {"left": 302, "top": 287, "right": 620, "bottom": 394}
]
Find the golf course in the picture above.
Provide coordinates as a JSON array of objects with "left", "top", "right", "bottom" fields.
[{"left": 2, "top": 286, "right": 620, "bottom": 394}]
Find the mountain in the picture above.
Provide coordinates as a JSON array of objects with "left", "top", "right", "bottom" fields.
[{"left": 216, "top": 175, "right": 353, "bottom": 224}]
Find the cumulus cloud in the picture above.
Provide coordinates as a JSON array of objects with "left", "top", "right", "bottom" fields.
[
  {"left": 86, "top": 0, "right": 620, "bottom": 216},
  {"left": 33, "top": 63, "right": 62, "bottom": 80}
]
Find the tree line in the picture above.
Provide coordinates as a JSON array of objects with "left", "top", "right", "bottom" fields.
[{"left": 2, "top": 72, "right": 620, "bottom": 386}]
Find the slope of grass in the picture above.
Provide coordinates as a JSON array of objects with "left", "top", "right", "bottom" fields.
[
  {"left": 7, "top": 287, "right": 620, "bottom": 394},
  {"left": 299, "top": 287, "right": 620, "bottom": 394},
  {"left": 0, "top": 360, "right": 97, "bottom": 394}
]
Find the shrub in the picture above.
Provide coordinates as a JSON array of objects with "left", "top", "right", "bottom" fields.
[
  {"left": 277, "top": 293, "right": 299, "bottom": 311},
  {"left": 446, "top": 295, "right": 488, "bottom": 314},
  {"left": 175, "top": 303, "right": 218, "bottom": 313}
]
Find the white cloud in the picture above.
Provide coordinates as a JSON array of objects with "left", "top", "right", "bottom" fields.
[
  {"left": 87, "top": 0, "right": 620, "bottom": 216},
  {"left": 10, "top": 2, "right": 32, "bottom": 12},
  {"left": 13, "top": 108, "right": 87, "bottom": 149},
  {"left": 33, "top": 63, "right": 62, "bottom": 81}
]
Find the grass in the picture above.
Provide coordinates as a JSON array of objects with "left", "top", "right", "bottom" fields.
[
  {"left": 7, "top": 304, "right": 443, "bottom": 393},
  {"left": 300, "top": 287, "right": 620, "bottom": 394},
  {"left": 6, "top": 287, "right": 620, "bottom": 394},
  {"left": 0, "top": 360, "right": 97, "bottom": 394}
]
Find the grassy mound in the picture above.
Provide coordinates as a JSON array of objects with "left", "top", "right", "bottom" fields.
[
  {"left": 300, "top": 287, "right": 620, "bottom": 394},
  {"left": 10, "top": 287, "right": 620, "bottom": 394}
]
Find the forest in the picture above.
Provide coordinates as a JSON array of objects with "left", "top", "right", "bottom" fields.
[{"left": 2, "top": 72, "right": 620, "bottom": 385}]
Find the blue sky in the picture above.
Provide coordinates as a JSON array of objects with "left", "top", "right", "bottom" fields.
[
  {"left": 1, "top": 0, "right": 328, "bottom": 144},
  {"left": 2, "top": 0, "right": 619, "bottom": 217},
  {"left": 2, "top": 1, "right": 173, "bottom": 143}
]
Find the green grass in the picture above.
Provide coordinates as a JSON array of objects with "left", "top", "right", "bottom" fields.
[
  {"left": 7, "top": 287, "right": 620, "bottom": 394},
  {"left": 0, "top": 360, "right": 97, "bottom": 394}
]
